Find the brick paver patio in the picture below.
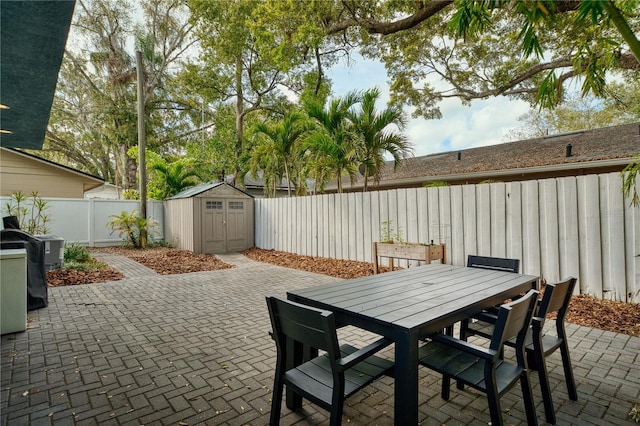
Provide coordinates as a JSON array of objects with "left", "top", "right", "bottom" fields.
[{"left": 1, "top": 253, "right": 639, "bottom": 425}]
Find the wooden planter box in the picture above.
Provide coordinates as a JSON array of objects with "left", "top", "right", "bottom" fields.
[{"left": 372, "top": 242, "right": 446, "bottom": 274}]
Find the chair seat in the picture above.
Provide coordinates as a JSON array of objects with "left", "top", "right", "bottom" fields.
[
  {"left": 464, "top": 317, "right": 497, "bottom": 340},
  {"left": 284, "top": 344, "right": 394, "bottom": 407},
  {"left": 464, "top": 319, "right": 565, "bottom": 357},
  {"left": 419, "top": 340, "right": 524, "bottom": 396}
]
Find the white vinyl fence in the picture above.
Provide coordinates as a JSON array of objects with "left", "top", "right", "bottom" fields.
[
  {"left": 255, "top": 172, "right": 640, "bottom": 303},
  {"left": 1, "top": 198, "right": 164, "bottom": 247}
]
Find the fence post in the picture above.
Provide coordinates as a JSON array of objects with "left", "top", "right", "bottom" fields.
[{"left": 88, "top": 198, "right": 95, "bottom": 247}]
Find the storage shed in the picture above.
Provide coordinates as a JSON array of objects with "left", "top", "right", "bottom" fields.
[{"left": 164, "top": 182, "right": 254, "bottom": 254}]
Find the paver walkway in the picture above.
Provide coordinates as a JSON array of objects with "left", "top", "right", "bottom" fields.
[{"left": 1, "top": 253, "right": 639, "bottom": 425}]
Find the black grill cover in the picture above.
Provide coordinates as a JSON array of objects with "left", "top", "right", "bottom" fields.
[
  {"left": 3, "top": 216, "right": 20, "bottom": 229},
  {"left": 1, "top": 229, "right": 48, "bottom": 310}
]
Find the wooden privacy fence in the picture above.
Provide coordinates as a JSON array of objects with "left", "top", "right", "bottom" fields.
[{"left": 254, "top": 172, "right": 640, "bottom": 303}]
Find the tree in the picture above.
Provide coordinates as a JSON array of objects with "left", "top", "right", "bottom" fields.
[
  {"left": 150, "top": 162, "right": 200, "bottom": 200},
  {"left": 349, "top": 88, "right": 413, "bottom": 191},
  {"left": 253, "top": 1, "right": 639, "bottom": 117},
  {"left": 303, "top": 92, "right": 362, "bottom": 193},
  {"left": 44, "top": 0, "right": 195, "bottom": 188},
  {"left": 184, "top": 0, "right": 295, "bottom": 186},
  {"left": 506, "top": 81, "right": 640, "bottom": 140},
  {"left": 250, "top": 112, "right": 310, "bottom": 197}
]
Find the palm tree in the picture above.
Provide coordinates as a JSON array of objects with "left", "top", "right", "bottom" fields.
[
  {"left": 349, "top": 88, "right": 413, "bottom": 191},
  {"left": 303, "top": 91, "right": 362, "bottom": 193},
  {"left": 250, "top": 112, "right": 309, "bottom": 197},
  {"left": 151, "top": 162, "right": 199, "bottom": 199}
]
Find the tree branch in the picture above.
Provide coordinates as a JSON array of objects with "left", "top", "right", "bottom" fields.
[{"left": 327, "top": 1, "right": 454, "bottom": 35}]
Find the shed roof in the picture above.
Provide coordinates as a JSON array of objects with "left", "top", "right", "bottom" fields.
[{"left": 168, "top": 182, "right": 254, "bottom": 199}]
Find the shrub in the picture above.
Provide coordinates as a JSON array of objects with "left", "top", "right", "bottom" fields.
[
  {"left": 423, "top": 181, "right": 449, "bottom": 188},
  {"left": 379, "top": 220, "right": 405, "bottom": 244},
  {"left": 107, "top": 210, "right": 158, "bottom": 248},
  {"left": 4, "top": 191, "right": 51, "bottom": 234},
  {"left": 64, "top": 242, "right": 91, "bottom": 263},
  {"left": 631, "top": 404, "right": 640, "bottom": 423}
]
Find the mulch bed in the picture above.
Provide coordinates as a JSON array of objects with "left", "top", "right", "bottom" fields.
[
  {"left": 94, "top": 247, "right": 235, "bottom": 275},
  {"left": 47, "top": 267, "right": 124, "bottom": 287},
  {"left": 242, "top": 247, "right": 394, "bottom": 278}
]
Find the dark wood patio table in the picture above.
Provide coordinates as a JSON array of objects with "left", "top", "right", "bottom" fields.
[{"left": 287, "top": 263, "right": 539, "bottom": 425}]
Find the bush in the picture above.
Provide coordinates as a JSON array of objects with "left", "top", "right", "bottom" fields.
[
  {"left": 4, "top": 191, "right": 51, "bottom": 234},
  {"left": 64, "top": 258, "right": 105, "bottom": 271},
  {"left": 631, "top": 404, "right": 640, "bottom": 423},
  {"left": 64, "top": 242, "right": 91, "bottom": 263},
  {"left": 107, "top": 210, "right": 158, "bottom": 248}
]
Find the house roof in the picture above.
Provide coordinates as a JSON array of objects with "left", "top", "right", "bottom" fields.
[
  {"left": 0, "top": 1, "right": 75, "bottom": 149},
  {"left": 332, "top": 122, "right": 640, "bottom": 191},
  {"left": 168, "top": 182, "right": 254, "bottom": 199},
  {"left": 1, "top": 147, "right": 104, "bottom": 189}
]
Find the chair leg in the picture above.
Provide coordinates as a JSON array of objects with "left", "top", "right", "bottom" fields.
[
  {"left": 329, "top": 395, "right": 344, "bottom": 426},
  {"left": 519, "top": 371, "right": 539, "bottom": 426},
  {"left": 270, "top": 378, "right": 283, "bottom": 426},
  {"left": 533, "top": 348, "right": 556, "bottom": 424},
  {"left": 456, "top": 320, "right": 469, "bottom": 390},
  {"left": 485, "top": 383, "right": 504, "bottom": 426},
  {"left": 459, "top": 318, "right": 469, "bottom": 341},
  {"left": 441, "top": 374, "right": 451, "bottom": 400},
  {"left": 560, "top": 342, "right": 578, "bottom": 401}
]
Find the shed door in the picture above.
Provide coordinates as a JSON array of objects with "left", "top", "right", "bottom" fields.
[
  {"left": 203, "top": 200, "right": 226, "bottom": 253},
  {"left": 226, "top": 200, "right": 247, "bottom": 252},
  {"left": 202, "top": 199, "right": 248, "bottom": 253}
]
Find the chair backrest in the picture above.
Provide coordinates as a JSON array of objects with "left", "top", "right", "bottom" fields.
[
  {"left": 490, "top": 289, "right": 539, "bottom": 354},
  {"left": 536, "top": 277, "right": 577, "bottom": 326},
  {"left": 467, "top": 255, "right": 520, "bottom": 273},
  {"left": 266, "top": 296, "right": 341, "bottom": 361}
]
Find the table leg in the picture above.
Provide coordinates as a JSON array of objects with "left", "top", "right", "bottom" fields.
[{"left": 394, "top": 330, "right": 419, "bottom": 425}]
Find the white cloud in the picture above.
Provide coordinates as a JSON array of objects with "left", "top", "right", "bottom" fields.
[
  {"left": 328, "top": 55, "right": 533, "bottom": 158},
  {"left": 404, "top": 97, "right": 529, "bottom": 156}
]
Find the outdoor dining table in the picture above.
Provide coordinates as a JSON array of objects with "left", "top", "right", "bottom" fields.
[{"left": 287, "top": 262, "right": 539, "bottom": 425}]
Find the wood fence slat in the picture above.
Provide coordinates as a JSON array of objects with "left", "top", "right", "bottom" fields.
[
  {"left": 490, "top": 183, "right": 507, "bottom": 258},
  {"left": 601, "top": 173, "right": 626, "bottom": 300},
  {"left": 578, "top": 174, "right": 603, "bottom": 297},
  {"left": 506, "top": 182, "right": 523, "bottom": 265},
  {"left": 450, "top": 185, "right": 464, "bottom": 266},
  {"left": 558, "top": 177, "right": 580, "bottom": 287},
  {"left": 540, "top": 178, "right": 560, "bottom": 282},
  {"left": 521, "top": 180, "right": 541, "bottom": 277},
  {"left": 476, "top": 184, "right": 491, "bottom": 255}
]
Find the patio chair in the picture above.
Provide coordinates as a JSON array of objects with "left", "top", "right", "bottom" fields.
[
  {"left": 458, "top": 277, "right": 578, "bottom": 424},
  {"left": 266, "top": 296, "right": 394, "bottom": 426},
  {"left": 418, "top": 289, "right": 539, "bottom": 426},
  {"left": 457, "top": 255, "right": 521, "bottom": 338}
]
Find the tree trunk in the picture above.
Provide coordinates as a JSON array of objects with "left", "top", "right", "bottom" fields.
[{"left": 126, "top": 155, "right": 138, "bottom": 190}]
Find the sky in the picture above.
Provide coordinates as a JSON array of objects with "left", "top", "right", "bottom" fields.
[{"left": 327, "top": 55, "right": 532, "bottom": 158}]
